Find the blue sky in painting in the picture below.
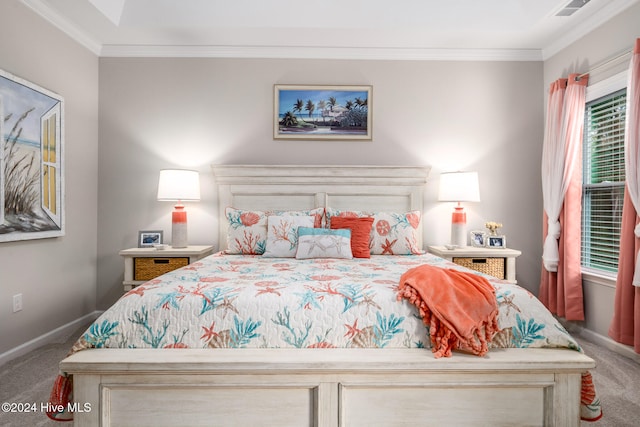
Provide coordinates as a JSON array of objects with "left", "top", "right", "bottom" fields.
[
  {"left": 1, "top": 75, "right": 60, "bottom": 143},
  {"left": 277, "top": 89, "right": 368, "bottom": 116}
]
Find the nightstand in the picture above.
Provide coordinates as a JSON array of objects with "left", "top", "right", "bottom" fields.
[
  {"left": 119, "top": 245, "right": 215, "bottom": 291},
  {"left": 427, "top": 245, "right": 521, "bottom": 283}
]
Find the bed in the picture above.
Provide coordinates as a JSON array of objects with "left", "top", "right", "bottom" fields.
[{"left": 52, "top": 165, "right": 600, "bottom": 426}]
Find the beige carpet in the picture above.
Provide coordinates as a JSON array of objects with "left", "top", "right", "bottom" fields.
[
  {"left": 0, "top": 323, "right": 89, "bottom": 427},
  {"left": 577, "top": 338, "right": 640, "bottom": 427},
  {"left": 0, "top": 324, "right": 638, "bottom": 426}
]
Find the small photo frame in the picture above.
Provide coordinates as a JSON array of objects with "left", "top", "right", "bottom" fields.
[
  {"left": 138, "top": 230, "right": 163, "bottom": 248},
  {"left": 470, "top": 231, "right": 487, "bottom": 247},
  {"left": 487, "top": 235, "right": 506, "bottom": 249}
]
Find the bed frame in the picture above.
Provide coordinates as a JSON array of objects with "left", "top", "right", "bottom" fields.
[{"left": 60, "top": 165, "right": 595, "bottom": 427}]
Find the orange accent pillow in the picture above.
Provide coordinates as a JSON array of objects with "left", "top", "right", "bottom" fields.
[{"left": 330, "top": 216, "right": 374, "bottom": 258}]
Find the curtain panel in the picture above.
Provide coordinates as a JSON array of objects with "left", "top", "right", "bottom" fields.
[
  {"left": 541, "top": 78, "right": 567, "bottom": 272},
  {"left": 609, "top": 38, "right": 640, "bottom": 353},
  {"left": 539, "top": 74, "right": 588, "bottom": 321}
]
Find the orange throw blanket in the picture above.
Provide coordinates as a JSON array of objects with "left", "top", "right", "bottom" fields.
[{"left": 397, "top": 264, "right": 499, "bottom": 358}]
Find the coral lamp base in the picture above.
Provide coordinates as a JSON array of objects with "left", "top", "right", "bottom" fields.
[
  {"left": 171, "top": 204, "right": 188, "bottom": 248},
  {"left": 450, "top": 204, "right": 467, "bottom": 247}
]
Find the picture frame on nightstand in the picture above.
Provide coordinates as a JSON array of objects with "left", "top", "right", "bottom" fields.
[
  {"left": 470, "top": 231, "right": 487, "bottom": 247},
  {"left": 138, "top": 230, "right": 163, "bottom": 247},
  {"left": 487, "top": 235, "right": 506, "bottom": 249}
]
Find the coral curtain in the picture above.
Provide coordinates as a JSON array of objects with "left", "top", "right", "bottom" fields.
[
  {"left": 541, "top": 78, "right": 567, "bottom": 271},
  {"left": 539, "top": 74, "right": 588, "bottom": 321},
  {"left": 609, "top": 38, "right": 640, "bottom": 353}
]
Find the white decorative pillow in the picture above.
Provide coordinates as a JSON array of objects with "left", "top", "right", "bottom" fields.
[
  {"left": 296, "top": 227, "right": 353, "bottom": 259},
  {"left": 225, "top": 208, "right": 268, "bottom": 254},
  {"left": 326, "top": 208, "right": 422, "bottom": 255},
  {"left": 370, "top": 211, "right": 422, "bottom": 255},
  {"left": 263, "top": 215, "right": 315, "bottom": 257},
  {"left": 225, "top": 207, "right": 324, "bottom": 254}
]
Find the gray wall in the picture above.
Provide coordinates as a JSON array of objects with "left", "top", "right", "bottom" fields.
[
  {"left": 97, "top": 58, "right": 544, "bottom": 308},
  {"left": 543, "top": 2, "right": 640, "bottom": 338},
  {"left": 0, "top": 1, "right": 99, "bottom": 354}
]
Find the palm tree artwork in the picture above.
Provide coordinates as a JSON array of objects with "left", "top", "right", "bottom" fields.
[{"left": 275, "top": 85, "right": 371, "bottom": 140}]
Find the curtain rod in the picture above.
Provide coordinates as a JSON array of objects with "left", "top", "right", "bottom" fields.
[{"left": 576, "top": 49, "right": 632, "bottom": 80}]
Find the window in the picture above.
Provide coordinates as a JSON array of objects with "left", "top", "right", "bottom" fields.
[{"left": 581, "top": 86, "right": 626, "bottom": 274}]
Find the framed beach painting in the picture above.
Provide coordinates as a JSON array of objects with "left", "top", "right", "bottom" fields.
[
  {"left": 0, "top": 69, "right": 64, "bottom": 242},
  {"left": 274, "top": 84, "right": 372, "bottom": 140}
]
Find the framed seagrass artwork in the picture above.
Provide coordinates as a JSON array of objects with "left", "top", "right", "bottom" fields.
[
  {"left": 274, "top": 84, "right": 372, "bottom": 140},
  {"left": 0, "top": 69, "right": 64, "bottom": 242}
]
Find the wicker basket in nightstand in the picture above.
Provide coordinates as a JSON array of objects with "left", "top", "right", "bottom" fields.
[
  {"left": 120, "top": 245, "right": 215, "bottom": 291},
  {"left": 452, "top": 257, "right": 505, "bottom": 280},
  {"left": 134, "top": 257, "right": 189, "bottom": 281},
  {"left": 427, "top": 245, "right": 521, "bottom": 283}
]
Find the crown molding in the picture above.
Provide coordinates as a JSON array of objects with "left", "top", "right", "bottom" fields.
[
  {"left": 22, "top": 0, "right": 637, "bottom": 62},
  {"left": 20, "top": 0, "right": 541, "bottom": 61},
  {"left": 99, "top": 45, "right": 543, "bottom": 61}
]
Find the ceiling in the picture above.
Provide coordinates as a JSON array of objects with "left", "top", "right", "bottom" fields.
[{"left": 20, "top": 0, "right": 640, "bottom": 60}]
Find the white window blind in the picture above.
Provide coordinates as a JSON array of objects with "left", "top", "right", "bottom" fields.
[{"left": 581, "top": 89, "right": 626, "bottom": 273}]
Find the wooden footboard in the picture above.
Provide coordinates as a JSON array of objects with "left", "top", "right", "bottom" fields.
[{"left": 60, "top": 348, "right": 594, "bottom": 427}]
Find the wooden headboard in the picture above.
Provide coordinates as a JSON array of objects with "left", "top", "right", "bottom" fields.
[{"left": 211, "top": 165, "right": 431, "bottom": 250}]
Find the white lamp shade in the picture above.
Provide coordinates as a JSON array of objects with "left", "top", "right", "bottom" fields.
[
  {"left": 157, "top": 169, "right": 201, "bottom": 201},
  {"left": 438, "top": 171, "right": 480, "bottom": 202}
]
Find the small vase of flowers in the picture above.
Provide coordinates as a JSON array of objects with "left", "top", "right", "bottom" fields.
[{"left": 485, "top": 221, "right": 503, "bottom": 236}]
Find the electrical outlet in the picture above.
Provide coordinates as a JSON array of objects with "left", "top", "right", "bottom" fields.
[{"left": 12, "top": 294, "right": 23, "bottom": 313}]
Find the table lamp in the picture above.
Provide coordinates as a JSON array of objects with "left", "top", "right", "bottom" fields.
[
  {"left": 157, "top": 169, "right": 201, "bottom": 248},
  {"left": 438, "top": 171, "right": 480, "bottom": 247}
]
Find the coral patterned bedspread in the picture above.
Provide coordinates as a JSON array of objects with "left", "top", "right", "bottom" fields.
[{"left": 48, "top": 252, "right": 601, "bottom": 421}]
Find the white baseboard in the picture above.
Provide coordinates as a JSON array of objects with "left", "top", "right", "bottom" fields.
[
  {"left": 0, "top": 311, "right": 102, "bottom": 366},
  {"left": 561, "top": 320, "right": 640, "bottom": 363}
]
